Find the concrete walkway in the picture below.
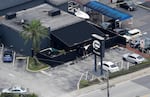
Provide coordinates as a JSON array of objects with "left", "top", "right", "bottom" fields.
[{"left": 60, "top": 66, "right": 150, "bottom": 97}]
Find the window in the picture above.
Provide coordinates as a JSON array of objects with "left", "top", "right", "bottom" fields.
[
  {"left": 129, "top": 55, "right": 136, "bottom": 59},
  {"left": 110, "top": 64, "right": 117, "bottom": 68},
  {"left": 137, "top": 56, "right": 143, "bottom": 59}
]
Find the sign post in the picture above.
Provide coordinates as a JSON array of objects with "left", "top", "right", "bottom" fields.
[{"left": 92, "top": 34, "right": 105, "bottom": 75}]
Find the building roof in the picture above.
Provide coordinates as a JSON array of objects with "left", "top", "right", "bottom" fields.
[
  {"left": 0, "top": 0, "right": 34, "bottom": 10},
  {"left": 46, "top": 0, "right": 68, "bottom": 6},
  {"left": 1, "top": 3, "right": 82, "bottom": 31},
  {"left": 51, "top": 21, "right": 105, "bottom": 47},
  {"left": 85, "top": 1, "right": 132, "bottom": 21}
]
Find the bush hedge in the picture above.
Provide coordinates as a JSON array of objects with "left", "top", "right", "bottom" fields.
[
  {"left": 79, "top": 79, "right": 100, "bottom": 88},
  {"left": 109, "top": 58, "right": 150, "bottom": 79},
  {"left": 0, "top": 93, "right": 38, "bottom": 97}
]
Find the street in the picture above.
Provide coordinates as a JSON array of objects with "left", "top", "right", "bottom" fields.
[{"left": 77, "top": 75, "right": 150, "bottom": 97}]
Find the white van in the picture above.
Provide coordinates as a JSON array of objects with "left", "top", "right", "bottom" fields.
[
  {"left": 123, "top": 29, "right": 142, "bottom": 42},
  {"left": 98, "top": 61, "right": 120, "bottom": 73}
]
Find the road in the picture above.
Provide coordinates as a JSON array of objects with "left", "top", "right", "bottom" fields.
[{"left": 77, "top": 75, "right": 150, "bottom": 97}]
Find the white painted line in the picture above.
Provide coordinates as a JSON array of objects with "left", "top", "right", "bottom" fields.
[
  {"left": 8, "top": 73, "right": 16, "bottom": 77},
  {"left": 40, "top": 71, "right": 52, "bottom": 77},
  {"left": 77, "top": 89, "right": 101, "bottom": 97},
  {"left": 13, "top": 52, "right": 16, "bottom": 66}
]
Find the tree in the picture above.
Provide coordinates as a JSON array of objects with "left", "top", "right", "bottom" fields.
[{"left": 21, "top": 19, "right": 49, "bottom": 57}]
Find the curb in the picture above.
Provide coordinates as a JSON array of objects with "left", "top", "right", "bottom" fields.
[
  {"left": 25, "top": 57, "right": 50, "bottom": 73},
  {"left": 137, "top": 3, "right": 150, "bottom": 11}
]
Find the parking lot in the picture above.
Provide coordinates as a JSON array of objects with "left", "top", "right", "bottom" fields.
[
  {"left": 0, "top": 1, "right": 150, "bottom": 97},
  {"left": 0, "top": 45, "right": 136, "bottom": 97}
]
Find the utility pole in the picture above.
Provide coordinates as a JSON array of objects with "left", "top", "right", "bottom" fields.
[{"left": 106, "top": 70, "right": 110, "bottom": 97}]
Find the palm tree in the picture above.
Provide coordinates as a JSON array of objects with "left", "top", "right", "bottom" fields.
[{"left": 21, "top": 19, "right": 49, "bottom": 58}]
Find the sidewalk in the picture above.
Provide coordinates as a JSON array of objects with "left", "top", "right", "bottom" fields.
[{"left": 61, "top": 66, "right": 150, "bottom": 97}]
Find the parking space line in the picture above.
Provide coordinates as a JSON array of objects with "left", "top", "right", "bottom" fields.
[
  {"left": 40, "top": 71, "right": 52, "bottom": 77},
  {"left": 13, "top": 52, "right": 16, "bottom": 66},
  {"left": 8, "top": 73, "right": 15, "bottom": 77}
]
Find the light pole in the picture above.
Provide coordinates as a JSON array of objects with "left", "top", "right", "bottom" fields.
[{"left": 106, "top": 70, "right": 110, "bottom": 97}]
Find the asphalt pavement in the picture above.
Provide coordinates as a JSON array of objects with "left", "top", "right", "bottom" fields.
[
  {"left": 0, "top": 1, "right": 150, "bottom": 97},
  {"left": 60, "top": 66, "right": 150, "bottom": 97}
]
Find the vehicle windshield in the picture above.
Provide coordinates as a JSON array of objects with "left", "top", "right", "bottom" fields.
[
  {"left": 4, "top": 55, "right": 11, "bottom": 57},
  {"left": 21, "top": 87, "right": 25, "bottom": 91},
  {"left": 120, "top": 30, "right": 128, "bottom": 35},
  {"left": 127, "top": 1, "right": 133, "bottom": 5},
  {"left": 126, "top": 32, "right": 139, "bottom": 36},
  {"left": 8, "top": 88, "right": 13, "bottom": 91},
  {"left": 125, "top": 0, "right": 134, "bottom": 6},
  {"left": 110, "top": 64, "right": 117, "bottom": 68},
  {"left": 137, "top": 56, "right": 143, "bottom": 59}
]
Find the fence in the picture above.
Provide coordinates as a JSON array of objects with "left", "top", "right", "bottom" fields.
[
  {"left": 36, "top": 49, "right": 80, "bottom": 67},
  {"left": 115, "top": 60, "right": 135, "bottom": 70}
]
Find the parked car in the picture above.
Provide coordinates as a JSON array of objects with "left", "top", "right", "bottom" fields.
[
  {"left": 123, "top": 29, "right": 142, "bottom": 42},
  {"left": 129, "top": 37, "right": 141, "bottom": 48},
  {"left": 2, "top": 86, "right": 28, "bottom": 94},
  {"left": 138, "top": 37, "right": 150, "bottom": 54},
  {"left": 99, "top": 61, "right": 120, "bottom": 73},
  {"left": 117, "top": 0, "right": 136, "bottom": 11},
  {"left": 122, "top": 53, "right": 145, "bottom": 64},
  {"left": 113, "top": 28, "right": 128, "bottom": 35},
  {"left": 3, "top": 49, "right": 13, "bottom": 62}
]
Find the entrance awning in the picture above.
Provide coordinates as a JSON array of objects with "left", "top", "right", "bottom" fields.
[{"left": 85, "top": 1, "right": 132, "bottom": 21}]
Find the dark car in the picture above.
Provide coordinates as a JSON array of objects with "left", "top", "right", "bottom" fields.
[
  {"left": 129, "top": 37, "right": 141, "bottom": 48},
  {"left": 113, "top": 28, "right": 128, "bottom": 35},
  {"left": 3, "top": 49, "right": 13, "bottom": 62},
  {"left": 117, "top": 0, "right": 136, "bottom": 11}
]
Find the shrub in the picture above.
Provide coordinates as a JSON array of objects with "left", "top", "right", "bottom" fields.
[
  {"left": 79, "top": 79, "right": 100, "bottom": 88},
  {"left": 79, "top": 80, "right": 90, "bottom": 88},
  {"left": 0, "top": 93, "right": 38, "bottom": 97}
]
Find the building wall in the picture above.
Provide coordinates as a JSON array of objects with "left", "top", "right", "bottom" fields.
[
  {"left": 0, "top": 0, "right": 45, "bottom": 16},
  {"left": 0, "top": 24, "right": 50, "bottom": 56}
]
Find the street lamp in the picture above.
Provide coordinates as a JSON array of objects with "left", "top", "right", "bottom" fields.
[
  {"left": 103, "top": 70, "right": 110, "bottom": 97},
  {"left": 106, "top": 70, "right": 110, "bottom": 97}
]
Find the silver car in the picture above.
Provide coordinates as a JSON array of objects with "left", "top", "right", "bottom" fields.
[
  {"left": 98, "top": 61, "right": 120, "bottom": 73},
  {"left": 2, "top": 86, "right": 28, "bottom": 94},
  {"left": 122, "top": 53, "right": 145, "bottom": 64}
]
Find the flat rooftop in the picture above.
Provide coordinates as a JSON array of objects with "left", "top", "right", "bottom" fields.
[
  {"left": 0, "top": 3, "right": 82, "bottom": 31},
  {"left": 47, "top": 0, "right": 68, "bottom": 5}
]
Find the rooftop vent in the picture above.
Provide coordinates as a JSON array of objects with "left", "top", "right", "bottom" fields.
[{"left": 48, "top": 8, "right": 61, "bottom": 17}]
